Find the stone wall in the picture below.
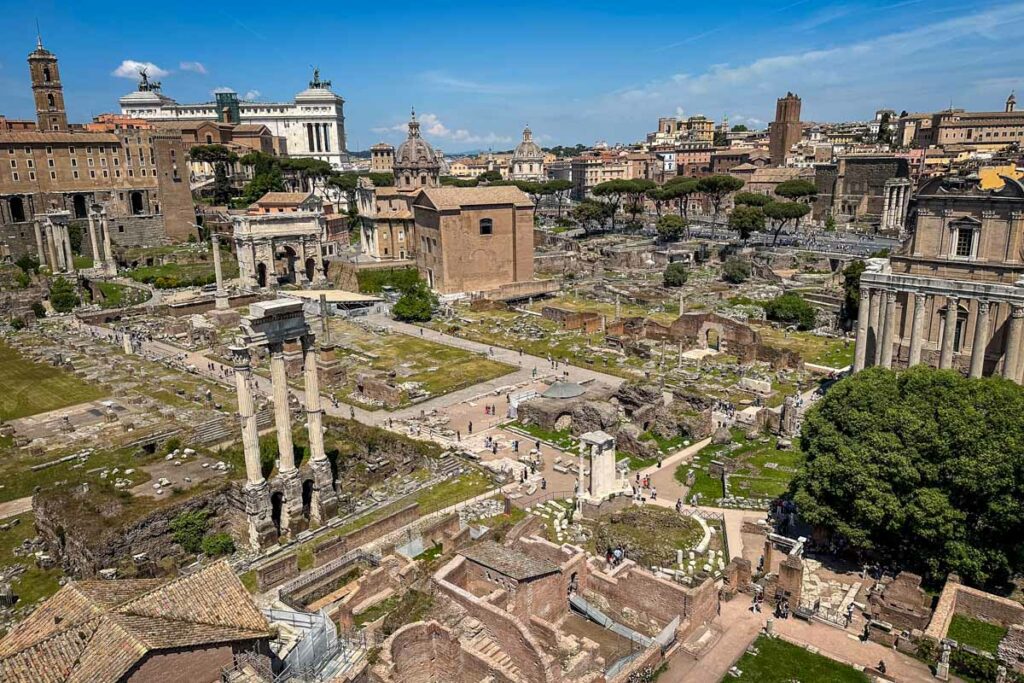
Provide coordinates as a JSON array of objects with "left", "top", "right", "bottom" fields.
[
  {"left": 123, "top": 642, "right": 264, "bottom": 683},
  {"left": 372, "top": 621, "right": 516, "bottom": 683},
  {"left": 256, "top": 554, "right": 299, "bottom": 591},
  {"left": 313, "top": 504, "right": 420, "bottom": 566},
  {"left": 335, "top": 556, "right": 405, "bottom": 629},
  {"left": 925, "top": 576, "right": 1024, "bottom": 642}
]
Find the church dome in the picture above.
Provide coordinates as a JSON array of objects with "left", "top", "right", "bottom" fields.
[
  {"left": 395, "top": 111, "right": 439, "bottom": 166},
  {"left": 512, "top": 126, "right": 543, "bottom": 160}
]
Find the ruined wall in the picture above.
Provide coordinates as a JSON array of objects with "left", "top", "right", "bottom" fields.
[
  {"left": 926, "top": 577, "right": 1024, "bottom": 641},
  {"left": 313, "top": 504, "right": 420, "bottom": 566},
  {"left": 336, "top": 557, "right": 405, "bottom": 629},
  {"left": 373, "top": 621, "right": 515, "bottom": 683},
  {"left": 124, "top": 642, "right": 263, "bottom": 683},
  {"left": 585, "top": 566, "right": 717, "bottom": 639},
  {"left": 256, "top": 554, "right": 299, "bottom": 591}
]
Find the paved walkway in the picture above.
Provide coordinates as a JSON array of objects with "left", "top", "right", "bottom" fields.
[{"left": 0, "top": 497, "right": 32, "bottom": 521}]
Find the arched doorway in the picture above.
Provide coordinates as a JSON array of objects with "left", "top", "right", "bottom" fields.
[
  {"left": 130, "top": 191, "right": 144, "bottom": 215},
  {"left": 706, "top": 328, "right": 721, "bottom": 351},
  {"left": 72, "top": 194, "right": 88, "bottom": 219},
  {"left": 256, "top": 262, "right": 268, "bottom": 288},
  {"left": 304, "top": 257, "right": 316, "bottom": 282},
  {"left": 275, "top": 245, "right": 298, "bottom": 284},
  {"left": 301, "top": 479, "right": 314, "bottom": 520},
  {"left": 9, "top": 197, "right": 26, "bottom": 223},
  {"left": 270, "top": 491, "right": 284, "bottom": 535}
]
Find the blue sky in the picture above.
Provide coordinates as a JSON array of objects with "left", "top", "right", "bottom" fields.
[{"left": 1, "top": 0, "right": 1022, "bottom": 152}]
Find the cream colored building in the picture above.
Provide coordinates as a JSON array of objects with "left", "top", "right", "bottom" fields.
[{"left": 509, "top": 126, "right": 545, "bottom": 181}]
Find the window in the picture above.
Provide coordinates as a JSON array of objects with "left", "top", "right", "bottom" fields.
[
  {"left": 86, "top": 147, "right": 92, "bottom": 154},
  {"left": 47, "top": 94, "right": 55, "bottom": 108},
  {"left": 205, "top": 134, "right": 213, "bottom": 143},
  {"left": 71, "top": 158, "right": 77, "bottom": 167},
  {"left": 9, "top": 160, "right": 15, "bottom": 168},
  {"left": 50, "top": 171, "right": 56, "bottom": 180},
  {"left": 26, "top": 159, "right": 33, "bottom": 168},
  {"left": 89, "top": 170, "right": 96, "bottom": 178},
  {"left": 47, "top": 159, "right": 54, "bottom": 168},
  {"left": 69, "top": 146, "right": 75, "bottom": 154},
  {"left": 29, "top": 172, "right": 35, "bottom": 180},
  {"left": 88, "top": 158, "right": 94, "bottom": 167},
  {"left": 102, "top": 170, "right": 108, "bottom": 178},
  {"left": 73, "top": 170, "right": 79, "bottom": 179},
  {"left": 479, "top": 218, "right": 493, "bottom": 235},
  {"left": 46, "top": 146, "right": 52, "bottom": 155},
  {"left": 11, "top": 172, "right": 18, "bottom": 181},
  {"left": 954, "top": 227, "right": 974, "bottom": 257}
]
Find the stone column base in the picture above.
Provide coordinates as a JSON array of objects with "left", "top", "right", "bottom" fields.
[
  {"left": 244, "top": 480, "right": 278, "bottom": 550},
  {"left": 207, "top": 308, "right": 241, "bottom": 328},
  {"left": 276, "top": 469, "right": 307, "bottom": 537},
  {"left": 310, "top": 459, "right": 338, "bottom": 525}
]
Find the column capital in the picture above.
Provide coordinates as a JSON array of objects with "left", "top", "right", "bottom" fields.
[
  {"left": 268, "top": 340, "right": 286, "bottom": 356},
  {"left": 977, "top": 299, "right": 991, "bottom": 313},
  {"left": 1012, "top": 304, "right": 1024, "bottom": 319},
  {"left": 230, "top": 345, "right": 252, "bottom": 368},
  {"left": 884, "top": 290, "right": 897, "bottom": 302}
]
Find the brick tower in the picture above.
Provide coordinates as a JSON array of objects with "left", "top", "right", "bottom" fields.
[
  {"left": 768, "top": 92, "right": 802, "bottom": 167},
  {"left": 28, "top": 36, "right": 68, "bottom": 132}
]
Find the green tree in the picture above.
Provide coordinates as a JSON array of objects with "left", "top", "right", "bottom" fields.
[
  {"left": 15, "top": 272, "right": 30, "bottom": 289},
  {"left": 713, "top": 129, "right": 728, "bottom": 146},
  {"left": 731, "top": 124, "right": 749, "bottom": 132},
  {"left": 545, "top": 179, "right": 573, "bottom": 219},
  {"left": 728, "top": 205, "right": 765, "bottom": 241},
  {"left": 656, "top": 214, "right": 687, "bottom": 242},
  {"left": 592, "top": 179, "right": 633, "bottom": 230},
  {"left": 478, "top": 170, "right": 503, "bottom": 183},
  {"left": 622, "top": 179, "right": 656, "bottom": 227},
  {"left": 440, "top": 176, "right": 479, "bottom": 187},
  {"left": 647, "top": 186, "right": 669, "bottom": 217},
  {"left": 189, "top": 145, "right": 239, "bottom": 205},
  {"left": 763, "top": 201, "right": 811, "bottom": 245},
  {"left": 663, "top": 261, "right": 689, "bottom": 287},
  {"left": 279, "top": 157, "right": 333, "bottom": 193},
  {"left": 201, "top": 532, "right": 236, "bottom": 557},
  {"left": 30, "top": 301, "right": 46, "bottom": 319},
  {"left": 663, "top": 176, "right": 701, "bottom": 224},
  {"left": 722, "top": 257, "right": 751, "bottom": 283},
  {"left": 696, "top": 174, "right": 745, "bottom": 220},
  {"left": 48, "top": 276, "right": 79, "bottom": 313},
  {"left": 762, "top": 292, "right": 817, "bottom": 329},
  {"left": 841, "top": 259, "right": 866, "bottom": 321},
  {"left": 15, "top": 255, "right": 40, "bottom": 275},
  {"left": 571, "top": 198, "right": 614, "bottom": 235},
  {"left": 774, "top": 179, "right": 818, "bottom": 203},
  {"left": 825, "top": 215, "right": 837, "bottom": 232},
  {"left": 876, "top": 111, "right": 893, "bottom": 144},
  {"left": 734, "top": 192, "right": 772, "bottom": 208},
  {"left": 795, "top": 366, "right": 1024, "bottom": 588},
  {"left": 170, "top": 510, "right": 209, "bottom": 554},
  {"left": 392, "top": 282, "right": 437, "bottom": 322}
]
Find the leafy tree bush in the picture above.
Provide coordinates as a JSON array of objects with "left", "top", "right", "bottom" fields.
[
  {"left": 571, "top": 199, "right": 614, "bottom": 234},
  {"left": 31, "top": 302, "right": 46, "bottom": 319},
  {"left": 49, "top": 276, "right": 79, "bottom": 312},
  {"left": 15, "top": 272, "right": 30, "bottom": 289},
  {"left": 663, "top": 262, "right": 689, "bottom": 287},
  {"left": 762, "top": 292, "right": 817, "bottom": 329},
  {"left": 656, "top": 214, "right": 687, "bottom": 242},
  {"left": 696, "top": 174, "right": 744, "bottom": 217},
  {"left": 478, "top": 170, "right": 503, "bottom": 183},
  {"left": 825, "top": 215, "right": 837, "bottom": 232},
  {"left": 841, "top": 260, "right": 866, "bottom": 321},
  {"left": 733, "top": 192, "right": 772, "bottom": 208},
  {"left": 728, "top": 205, "right": 765, "bottom": 240},
  {"left": 201, "top": 532, "right": 236, "bottom": 557},
  {"left": 15, "top": 255, "right": 40, "bottom": 274},
  {"left": 795, "top": 366, "right": 1024, "bottom": 588},
  {"left": 392, "top": 282, "right": 437, "bottom": 322},
  {"left": 355, "top": 267, "right": 421, "bottom": 295},
  {"left": 722, "top": 257, "right": 752, "bottom": 284},
  {"left": 774, "top": 178, "right": 818, "bottom": 202},
  {"left": 10, "top": 317, "right": 26, "bottom": 331},
  {"left": 170, "top": 510, "right": 209, "bottom": 554},
  {"left": 764, "top": 200, "right": 811, "bottom": 244}
]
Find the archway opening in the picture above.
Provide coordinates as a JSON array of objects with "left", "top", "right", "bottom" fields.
[
  {"left": 72, "top": 194, "right": 88, "bottom": 219},
  {"left": 130, "top": 191, "right": 144, "bottom": 215},
  {"left": 706, "top": 328, "right": 721, "bottom": 351},
  {"left": 10, "top": 197, "right": 26, "bottom": 223},
  {"left": 301, "top": 479, "right": 314, "bottom": 520},
  {"left": 274, "top": 245, "right": 298, "bottom": 284},
  {"left": 305, "top": 257, "right": 316, "bottom": 282},
  {"left": 270, "top": 491, "right": 284, "bottom": 535},
  {"left": 256, "top": 262, "right": 268, "bottom": 288}
]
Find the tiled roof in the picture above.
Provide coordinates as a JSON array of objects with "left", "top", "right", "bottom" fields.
[
  {"left": 254, "top": 191, "right": 314, "bottom": 205},
  {"left": 460, "top": 541, "right": 559, "bottom": 580},
  {"left": 415, "top": 186, "right": 533, "bottom": 211},
  {"left": 0, "top": 561, "right": 269, "bottom": 683},
  {"left": 0, "top": 132, "right": 120, "bottom": 144}
]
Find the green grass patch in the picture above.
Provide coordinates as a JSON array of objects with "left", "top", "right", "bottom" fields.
[
  {"left": 0, "top": 341, "right": 108, "bottom": 421},
  {"left": 73, "top": 255, "right": 94, "bottom": 269},
  {"left": 947, "top": 614, "right": 1008, "bottom": 654},
  {"left": 93, "top": 281, "right": 151, "bottom": 309},
  {"left": 640, "top": 431, "right": 687, "bottom": 454},
  {"left": 354, "top": 594, "right": 401, "bottom": 627},
  {"left": 0, "top": 513, "right": 63, "bottom": 621},
  {"left": 591, "top": 506, "right": 702, "bottom": 567},
  {"left": 729, "top": 635, "right": 869, "bottom": 682},
  {"left": 355, "top": 267, "right": 421, "bottom": 294},
  {"left": 508, "top": 421, "right": 578, "bottom": 450}
]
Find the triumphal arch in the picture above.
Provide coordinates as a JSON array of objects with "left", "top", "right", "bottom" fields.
[{"left": 232, "top": 211, "right": 328, "bottom": 289}]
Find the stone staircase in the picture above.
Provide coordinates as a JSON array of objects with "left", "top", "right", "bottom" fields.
[
  {"left": 460, "top": 618, "right": 522, "bottom": 681},
  {"left": 189, "top": 408, "right": 274, "bottom": 446},
  {"left": 434, "top": 454, "right": 465, "bottom": 479}
]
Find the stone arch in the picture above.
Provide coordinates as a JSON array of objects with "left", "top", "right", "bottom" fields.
[
  {"left": 270, "top": 491, "right": 284, "bottom": 536},
  {"left": 706, "top": 327, "right": 721, "bottom": 351},
  {"left": 698, "top": 321, "right": 725, "bottom": 350},
  {"left": 9, "top": 197, "right": 26, "bottom": 223},
  {"left": 301, "top": 479, "right": 314, "bottom": 520},
  {"left": 72, "top": 194, "right": 88, "bottom": 219},
  {"left": 305, "top": 257, "right": 317, "bottom": 282},
  {"left": 130, "top": 191, "right": 144, "bottom": 215},
  {"left": 256, "top": 262, "right": 268, "bottom": 288}
]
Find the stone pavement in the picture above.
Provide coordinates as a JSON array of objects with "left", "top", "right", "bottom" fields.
[{"left": 0, "top": 497, "right": 32, "bottom": 521}]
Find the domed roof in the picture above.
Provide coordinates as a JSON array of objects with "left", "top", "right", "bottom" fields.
[
  {"left": 541, "top": 381, "right": 586, "bottom": 400},
  {"left": 512, "top": 126, "right": 543, "bottom": 160},
  {"left": 395, "top": 110, "right": 439, "bottom": 167}
]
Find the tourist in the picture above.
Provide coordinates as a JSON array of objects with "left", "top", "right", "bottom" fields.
[
  {"left": 456, "top": 431, "right": 461, "bottom": 442},
  {"left": 540, "top": 477, "right": 546, "bottom": 490},
  {"left": 468, "top": 421, "right": 473, "bottom": 434},
  {"left": 535, "top": 440, "right": 541, "bottom": 451},
  {"left": 877, "top": 661, "right": 886, "bottom": 675},
  {"left": 651, "top": 487, "right": 657, "bottom": 500}
]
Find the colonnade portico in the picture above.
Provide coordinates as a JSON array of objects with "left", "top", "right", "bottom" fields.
[
  {"left": 853, "top": 258, "right": 1024, "bottom": 383},
  {"left": 233, "top": 299, "right": 339, "bottom": 549},
  {"left": 86, "top": 205, "right": 117, "bottom": 276},
  {"left": 35, "top": 211, "right": 75, "bottom": 274},
  {"left": 880, "top": 178, "right": 913, "bottom": 235}
]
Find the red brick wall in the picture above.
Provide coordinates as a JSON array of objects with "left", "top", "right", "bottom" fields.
[
  {"left": 314, "top": 504, "right": 420, "bottom": 565},
  {"left": 125, "top": 643, "right": 253, "bottom": 683}
]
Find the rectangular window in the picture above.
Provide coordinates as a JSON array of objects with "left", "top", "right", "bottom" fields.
[
  {"left": 102, "top": 170, "right": 108, "bottom": 178},
  {"left": 47, "top": 159, "right": 54, "bottom": 168},
  {"left": 69, "top": 146, "right": 75, "bottom": 154},
  {"left": 73, "top": 170, "right": 79, "bottom": 179},
  {"left": 9, "top": 160, "right": 15, "bottom": 168},
  {"left": 12, "top": 172, "right": 19, "bottom": 181},
  {"left": 88, "top": 158, "right": 94, "bottom": 167},
  {"left": 46, "top": 146, "right": 52, "bottom": 155},
  {"left": 90, "top": 170, "right": 96, "bottom": 178},
  {"left": 955, "top": 228, "right": 974, "bottom": 257},
  {"left": 115, "top": 170, "right": 121, "bottom": 178},
  {"left": 24, "top": 147, "right": 30, "bottom": 154},
  {"left": 29, "top": 171, "right": 36, "bottom": 180},
  {"left": 50, "top": 171, "right": 56, "bottom": 179},
  {"left": 86, "top": 147, "right": 92, "bottom": 153},
  {"left": 71, "top": 158, "right": 77, "bottom": 167}
]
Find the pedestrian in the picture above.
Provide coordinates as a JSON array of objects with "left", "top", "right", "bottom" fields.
[
  {"left": 349, "top": 406, "right": 355, "bottom": 420},
  {"left": 535, "top": 439, "right": 541, "bottom": 451},
  {"left": 468, "top": 421, "right": 473, "bottom": 434},
  {"left": 457, "top": 430, "right": 461, "bottom": 442},
  {"left": 540, "top": 477, "right": 547, "bottom": 490},
  {"left": 651, "top": 486, "right": 657, "bottom": 500}
]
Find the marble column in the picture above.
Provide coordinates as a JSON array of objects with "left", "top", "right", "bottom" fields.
[
  {"left": 853, "top": 285, "right": 871, "bottom": 372},
  {"left": 86, "top": 212, "right": 101, "bottom": 268},
  {"left": 939, "top": 297, "right": 958, "bottom": 369},
  {"left": 100, "top": 211, "right": 114, "bottom": 275},
  {"left": 32, "top": 219, "right": 46, "bottom": 265},
  {"left": 1003, "top": 305, "right": 1024, "bottom": 381},
  {"left": 908, "top": 292, "right": 926, "bottom": 367},
  {"left": 869, "top": 289, "right": 883, "bottom": 366},
  {"left": 60, "top": 223, "right": 75, "bottom": 274},
  {"left": 879, "top": 290, "right": 897, "bottom": 368},
  {"left": 969, "top": 300, "right": 991, "bottom": 378},
  {"left": 269, "top": 344, "right": 296, "bottom": 473},
  {"left": 211, "top": 233, "right": 229, "bottom": 310},
  {"left": 302, "top": 334, "right": 337, "bottom": 522},
  {"left": 232, "top": 345, "right": 276, "bottom": 549},
  {"left": 46, "top": 222, "right": 62, "bottom": 272},
  {"left": 881, "top": 186, "right": 893, "bottom": 232}
]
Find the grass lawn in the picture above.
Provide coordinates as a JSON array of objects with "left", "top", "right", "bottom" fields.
[
  {"left": 729, "top": 635, "right": 869, "bottom": 682},
  {"left": 0, "top": 341, "right": 108, "bottom": 421},
  {"left": 753, "top": 324, "right": 854, "bottom": 369},
  {"left": 93, "top": 281, "right": 151, "bottom": 309},
  {"left": 591, "top": 506, "right": 702, "bottom": 567},
  {"left": 0, "top": 513, "right": 63, "bottom": 632},
  {"left": 947, "top": 614, "right": 1008, "bottom": 653},
  {"left": 507, "top": 421, "right": 579, "bottom": 450}
]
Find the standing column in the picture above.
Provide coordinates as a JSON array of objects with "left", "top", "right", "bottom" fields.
[
  {"left": 1003, "top": 305, "right": 1024, "bottom": 381},
  {"left": 60, "top": 223, "right": 75, "bottom": 274},
  {"left": 939, "top": 296, "right": 959, "bottom": 369},
  {"left": 232, "top": 345, "right": 276, "bottom": 549},
  {"left": 32, "top": 219, "right": 46, "bottom": 265},
  {"left": 45, "top": 222, "right": 62, "bottom": 272},
  {"left": 853, "top": 285, "right": 871, "bottom": 371},
  {"left": 302, "top": 333, "right": 337, "bottom": 522},
  {"left": 211, "top": 233, "right": 229, "bottom": 310},
  {"left": 86, "top": 211, "right": 101, "bottom": 268},
  {"left": 969, "top": 301, "right": 991, "bottom": 378},
  {"left": 269, "top": 343, "right": 296, "bottom": 473},
  {"left": 868, "top": 289, "right": 883, "bottom": 366},
  {"left": 100, "top": 210, "right": 115, "bottom": 275},
  {"left": 880, "top": 187, "right": 893, "bottom": 232},
  {"left": 908, "top": 292, "right": 927, "bottom": 367},
  {"left": 879, "top": 290, "right": 897, "bottom": 368}
]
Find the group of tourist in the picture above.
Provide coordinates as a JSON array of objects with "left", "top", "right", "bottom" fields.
[{"left": 631, "top": 472, "right": 657, "bottom": 502}]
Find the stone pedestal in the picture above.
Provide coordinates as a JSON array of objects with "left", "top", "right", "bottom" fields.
[
  {"left": 309, "top": 458, "right": 338, "bottom": 525},
  {"left": 207, "top": 307, "right": 241, "bottom": 327},
  {"left": 277, "top": 468, "right": 306, "bottom": 537},
  {"left": 244, "top": 480, "right": 278, "bottom": 550}
]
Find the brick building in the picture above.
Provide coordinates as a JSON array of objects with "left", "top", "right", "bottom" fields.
[
  {"left": 768, "top": 92, "right": 802, "bottom": 167},
  {"left": 812, "top": 155, "right": 912, "bottom": 230},
  {"left": 0, "top": 39, "right": 196, "bottom": 259}
]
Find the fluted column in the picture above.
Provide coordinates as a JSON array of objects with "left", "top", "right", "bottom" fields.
[
  {"left": 881, "top": 187, "right": 893, "bottom": 232},
  {"left": 939, "top": 296, "right": 958, "bottom": 369},
  {"left": 879, "top": 290, "right": 897, "bottom": 368},
  {"left": 46, "top": 222, "right": 61, "bottom": 272},
  {"left": 869, "top": 289, "right": 883, "bottom": 366},
  {"left": 908, "top": 292, "right": 926, "bottom": 367},
  {"left": 969, "top": 300, "right": 990, "bottom": 378},
  {"left": 86, "top": 212, "right": 101, "bottom": 267},
  {"left": 60, "top": 223, "right": 75, "bottom": 274},
  {"left": 33, "top": 219, "right": 46, "bottom": 265},
  {"left": 302, "top": 335, "right": 327, "bottom": 463},
  {"left": 212, "top": 233, "right": 229, "bottom": 310},
  {"left": 1003, "top": 305, "right": 1024, "bottom": 381},
  {"left": 100, "top": 211, "right": 114, "bottom": 274},
  {"left": 269, "top": 343, "right": 296, "bottom": 473},
  {"left": 231, "top": 346, "right": 264, "bottom": 486},
  {"left": 853, "top": 285, "right": 871, "bottom": 371}
]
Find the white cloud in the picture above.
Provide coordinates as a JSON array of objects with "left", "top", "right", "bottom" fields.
[
  {"left": 372, "top": 112, "right": 512, "bottom": 146},
  {"left": 243, "top": 90, "right": 261, "bottom": 101},
  {"left": 112, "top": 60, "right": 169, "bottom": 79},
  {"left": 179, "top": 61, "right": 207, "bottom": 74}
]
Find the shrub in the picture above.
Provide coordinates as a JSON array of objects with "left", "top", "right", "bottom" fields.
[
  {"left": 49, "top": 276, "right": 79, "bottom": 312},
  {"left": 393, "top": 282, "right": 437, "bottom": 322},
  {"left": 31, "top": 302, "right": 46, "bottom": 319},
  {"left": 170, "top": 510, "right": 209, "bottom": 554},
  {"left": 15, "top": 272, "right": 31, "bottom": 289},
  {"left": 10, "top": 317, "right": 26, "bottom": 331},
  {"left": 15, "top": 255, "right": 40, "bottom": 274},
  {"left": 356, "top": 267, "right": 421, "bottom": 295},
  {"left": 762, "top": 292, "right": 817, "bottom": 330},
  {"left": 663, "top": 262, "right": 689, "bottom": 287},
  {"left": 722, "top": 257, "right": 751, "bottom": 284},
  {"left": 201, "top": 532, "right": 236, "bottom": 557},
  {"left": 163, "top": 436, "right": 182, "bottom": 455}
]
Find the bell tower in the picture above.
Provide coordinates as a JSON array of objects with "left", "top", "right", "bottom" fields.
[{"left": 28, "top": 36, "right": 68, "bottom": 132}]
